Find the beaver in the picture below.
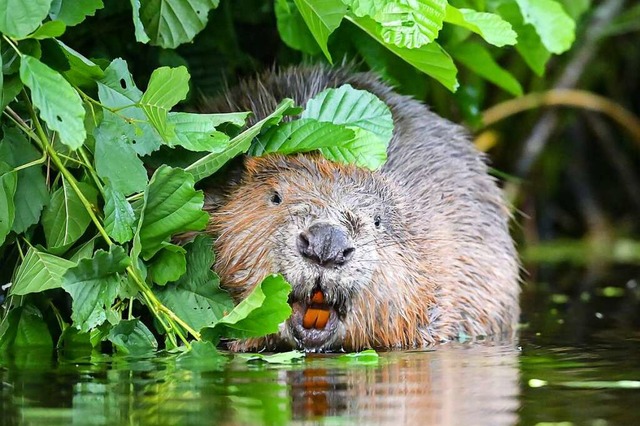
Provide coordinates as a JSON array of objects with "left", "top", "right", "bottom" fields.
[{"left": 203, "top": 66, "right": 520, "bottom": 352}]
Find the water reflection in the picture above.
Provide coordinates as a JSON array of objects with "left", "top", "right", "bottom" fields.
[{"left": 0, "top": 342, "right": 520, "bottom": 425}]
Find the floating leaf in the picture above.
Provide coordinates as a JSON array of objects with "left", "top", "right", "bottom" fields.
[
  {"left": 236, "top": 351, "right": 305, "bottom": 364},
  {"left": 10, "top": 247, "right": 76, "bottom": 296},
  {"left": 444, "top": 6, "right": 517, "bottom": 47},
  {"left": 19, "top": 55, "right": 86, "bottom": 150},
  {"left": 139, "top": 0, "right": 220, "bottom": 48},
  {"left": 292, "top": 0, "right": 347, "bottom": 61}
]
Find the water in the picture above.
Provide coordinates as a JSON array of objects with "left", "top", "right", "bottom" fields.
[{"left": 2, "top": 284, "right": 639, "bottom": 425}]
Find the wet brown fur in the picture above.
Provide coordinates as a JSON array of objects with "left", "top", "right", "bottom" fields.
[{"left": 203, "top": 66, "right": 520, "bottom": 351}]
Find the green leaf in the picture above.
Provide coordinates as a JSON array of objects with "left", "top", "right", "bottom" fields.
[
  {"left": 56, "top": 40, "right": 104, "bottom": 87},
  {"left": 57, "top": 326, "right": 101, "bottom": 356},
  {"left": 156, "top": 236, "right": 233, "bottom": 330},
  {"left": 107, "top": 319, "right": 158, "bottom": 355},
  {"left": 249, "top": 119, "right": 355, "bottom": 156},
  {"left": 140, "top": 66, "right": 190, "bottom": 142},
  {"left": 515, "top": 0, "right": 575, "bottom": 54},
  {"left": 130, "top": 0, "right": 151, "bottom": 43},
  {"left": 19, "top": 55, "right": 86, "bottom": 150},
  {"left": 138, "top": 165, "right": 209, "bottom": 259},
  {"left": 201, "top": 274, "right": 292, "bottom": 342},
  {"left": 496, "top": 2, "right": 550, "bottom": 76},
  {"left": 148, "top": 243, "right": 187, "bottom": 285},
  {"left": 185, "top": 98, "right": 296, "bottom": 181},
  {"left": 292, "top": 0, "right": 347, "bottom": 62},
  {"left": 139, "top": 0, "right": 220, "bottom": 49},
  {"left": 236, "top": 351, "right": 305, "bottom": 364},
  {"left": 48, "top": 0, "right": 104, "bottom": 27},
  {"left": 337, "top": 348, "right": 380, "bottom": 364},
  {"left": 302, "top": 84, "right": 394, "bottom": 142},
  {"left": 0, "top": 127, "right": 48, "bottom": 234},
  {"left": 444, "top": 5, "right": 517, "bottom": 47},
  {"left": 275, "top": 0, "right": 321, "bottom": 55},
  {"left": 26, "top": 20, "right": 66, "bottom": 39},
  {"left": 41, "top": 179, "right": 98, "bottom": 253},
  {"left": 0, "top": 0, "right": 52, "bottom": 38},
  {"left": 176, "top": 340, "right": 225, "bottom": 367},
  {"left": 97, "top": 59, "right": 162, "bottom": 156},
  {"left": 345, "top": 0, "right": 446, "bottom": 49},
  {"left": 94, "top": 111, "right": 149, "bottom": 196},
  {"left": 103, "top": 182, "right": 136, "bottom": 244},
  {"left": 10, "top": 247, "right": 75, "bottom": 296},
  {"left": 62, "top": 246, "right": 130, "bottom": 333},
  {"left": 320, "top": 126, "right": 388, "bottom": 170},
  {"left": 0, "top": 161, "right": 17, "bottom": 245},
  {"left": 449, "top": 42, "right": 523, "bottom": 96},
  {"left": 165, "top": 113, "right": 231, "bottom": 152},
  {"left": 349, "top": 15, "right": 458, "bottom": 91},
  {"left": 0, "top": 305, "right": 53, "bottom": 351},
  {"left": 2, "top": 76, "right": 24, "bottom": 112}
]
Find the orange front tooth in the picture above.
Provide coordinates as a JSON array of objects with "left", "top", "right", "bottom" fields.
[
  {"left": 303, "top": 308, "right": 319, "bottom": 329},
  {"left": 314, "top": 309, "right": 330, "bottom": 329},
  {"left": 311, "top": 290, "right": 324, "bottom": 304}
]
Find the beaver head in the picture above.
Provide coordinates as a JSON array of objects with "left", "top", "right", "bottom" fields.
[{"left": 210, "top": 153, "right": 437, "bottom": 352}]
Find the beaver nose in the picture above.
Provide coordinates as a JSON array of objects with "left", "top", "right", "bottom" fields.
[{"left": 297, "top": 222, "right": 355, "bottom": 267}]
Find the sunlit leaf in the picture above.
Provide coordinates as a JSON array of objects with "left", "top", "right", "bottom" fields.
[
  {"left": 0, "top": 0, "right": 52, "bottom": 38},
  {"left": 292, "top": 0, "right": 347, "bottom": 62},
  {"left": 166, "top": 112, "right": 236, "bottom": 152},
  {"left": 26, "top": 20, "right": 66, "bottom": 39},
  {"left": 515, "top": 0, "right": 575, "bottom": 54},
  {"left": 130, "top": 0, "right": 151, "bottom": 43},
  {"left": 62, "top": 246, "right": 130, "bottom": 333},
  {"left": 201, "top": 274, "right": 292, "bottom": 342},
  {"left": 19, "top": 55, "right": 86, "bottom": 150},
  {"left": 10, "top": 247, "right": 76, "bottom": 296},
  {"left": 444, "top": 5, "right": 517, "bottom": 47},
  {"left": 320, "top": 127, "right": 387, "bottom": 170},
  {"left": 139, "top": 0, "right": 220, "bottom": 48},
  {"left": 236, "top": 351, "right": 305, "bottom": 364},
  {"left": 48, "top": 0, "right": 104, "bottom": 27},
  {"left": 137, "top": 165, "right": 209, "bottom": 259}
]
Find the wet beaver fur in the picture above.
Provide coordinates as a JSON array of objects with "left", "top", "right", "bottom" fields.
[{"left": 204, "top": 66, "right": 520, "bottom": 352}]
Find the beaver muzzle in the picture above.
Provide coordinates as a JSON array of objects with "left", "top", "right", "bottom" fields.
[{"left": 290, "top": 289, "right": 343, "bottom": 351}]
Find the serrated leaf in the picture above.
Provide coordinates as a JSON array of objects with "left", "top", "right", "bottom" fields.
[
  {"left": 275, "top": 0, "right": 321, "bottom": 55},
  {"left": 320, "top": 126, "right": 387, "bottom": 170},
  {"left": 302, "top": 84, "right": 394, "bottom": 142},
  {"left": 0, "top": 0, "right": 52, "bottom": 38},
  {"left": 444, "top": 5, "right": 517, "bottom": 47},
  {"left": 450, "top": 42, "right": 523, "bottom": 96},
  {"left": 48, "top": 0, "right": 104, "bottom": 27},
  {"left": 346, "top": 0, "right": 446, "bottom": 49},
  {"left": 155, "top": 235, "right": 233, "bottom": 330},
  {"left": 140, "top": 66, "right": 190, "bottom": 142},
  {"left": 165, "top": 112, "right": 232, "bottom": 152},
  {"left": 515, "top": 0, "right": 575, "bottom": 54},
  {"left": 350, "top": 15, "right": 458, "bottom": 91},
  {"left": 41, "top": 179, "right": 98, "bottom": 253},
  {"left": 185, "top": 98, "right": 296, "bottom": 181},
  {"left": 138, "top": 165, "right": 209, "bottom": 259},
  {"left": 148, "top": 243, "right": 186, "bottom": 285},
  {"left": 0, "top": 161, "right": 17, "bottom": 245},
  {"left": 97, "top": 59, "right": 162, "bottom": 155},
  {"left": 62, "top": 246, "right": 130, "bottom": 333},
  {"left": 0, "top": 305, "right": 53, "bottom": 351},
  {"left": 0, "top": 127, "right": 49, "bottom": 234},
  {"left": 10, "top": 247, "right": 76, "bottom": 296},
  {"left": 94, "top": 111, "right": 149, "bottom": 196},
  {"left": 107, "top": 319, "right": 158, "bottom": 355},
  {"left": 27, "top": 20, "right": 66, "bottom": 39},
  {"left": 249, "top": 119, "right": 355, "bottom": 156},
  {"left": 103, "top": 183, "right": 136, "bottom": 244},
  {"left": 201, "top": 274, "right": 292, "bottom": 342},
  {"left": 139, "top": 0, "right": 220, "bottom": 49},
  {"left": 19, "top": 55, "right": 86, "bottom": 150},
  {"left": 292, "top": 0, "right": 347, "bottom": 62}
]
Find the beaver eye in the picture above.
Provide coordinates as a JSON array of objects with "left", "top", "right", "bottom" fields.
[
  {"left": 270, "top": 190, "right": 282, "bottom": 205},
  {"left": 374, "top": 215, "right": 382, "bottom": 228}
]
